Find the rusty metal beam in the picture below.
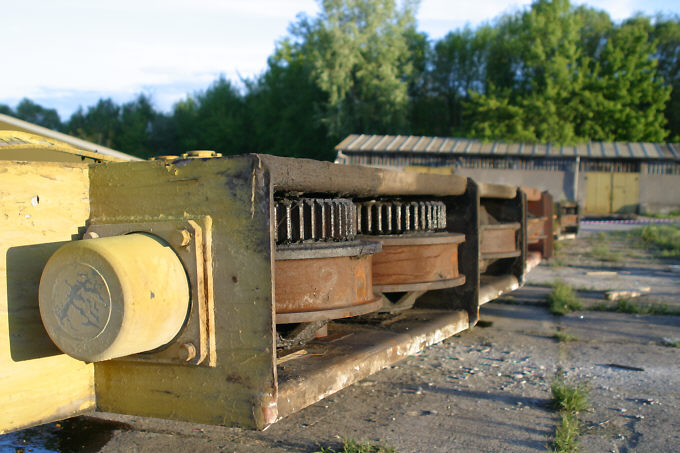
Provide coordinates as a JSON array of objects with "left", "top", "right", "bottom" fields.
[{"left": 276, "top": 309, "right": 469, "bottom": 419}]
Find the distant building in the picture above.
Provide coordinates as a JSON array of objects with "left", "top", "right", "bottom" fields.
[{"left": 335, "top": 134, "right": 680, "bottom": 215}]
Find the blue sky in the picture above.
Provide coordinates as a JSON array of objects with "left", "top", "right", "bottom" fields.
[{"left": 2, "top": 0, "right": 677, "bottom": 119}]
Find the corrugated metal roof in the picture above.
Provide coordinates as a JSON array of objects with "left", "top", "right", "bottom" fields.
[{"left": 335, "top": 134, "right": 680, "bottom": 161}]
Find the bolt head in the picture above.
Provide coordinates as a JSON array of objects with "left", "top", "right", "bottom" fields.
[
  {"left": 173, "top": 229, "right": 192, "bottom": 247},
  {"left": 83, "top": 231, "right": 99, "bottom": 240},
  {"left": 178, "top": 343, "right": 197, "bottom": 361}
]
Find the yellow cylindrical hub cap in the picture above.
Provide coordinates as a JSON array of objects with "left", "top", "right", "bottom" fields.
[{"left": 39, "top": 233, "right": 190, "bottom": 362}]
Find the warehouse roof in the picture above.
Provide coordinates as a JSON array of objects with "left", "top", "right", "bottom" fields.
[{"left": 336, "top": 134, "right": 680, "bottom": 161}]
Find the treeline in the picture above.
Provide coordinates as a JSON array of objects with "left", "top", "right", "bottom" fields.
[{"left": 1, "top": 0, "right": 678, "bottom": 161}]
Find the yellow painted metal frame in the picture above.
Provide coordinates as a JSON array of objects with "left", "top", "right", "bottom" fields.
[{"left": 0, "top": 131, "right": 126, "bottom": 163}]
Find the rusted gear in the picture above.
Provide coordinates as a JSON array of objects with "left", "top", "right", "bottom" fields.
[
  {"left": 356, "top": 200, "right": 446, "bottom": 235},
  {"left": 274, "top": 198, "right": 357, "bottom": 244}
]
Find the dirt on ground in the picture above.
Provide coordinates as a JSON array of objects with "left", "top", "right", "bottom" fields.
[{"left": 2, "top": 224, "right": 679, "bottom": 453}]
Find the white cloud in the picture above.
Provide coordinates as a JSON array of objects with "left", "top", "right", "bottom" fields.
[{"left": 2, "top": 0, "right": 675, "bottom": 118}]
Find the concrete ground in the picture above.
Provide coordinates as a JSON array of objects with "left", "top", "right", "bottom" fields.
[{"left": 2, "top": 224, "right": 679, "bottom": 452}]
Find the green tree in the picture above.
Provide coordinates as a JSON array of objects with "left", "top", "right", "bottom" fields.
[
  {"left": 420, "top": 25, "right": 493, "bottom": 135},
  {"left": 67, "top": 98, "right": 121, "bottom": 148},
  {"left": 117, "top": 94, "right": 159, "bottom": 159},
  {"left": 468, "top": 0, "right": 585, "bottom": 143},
  {"left": 299, "top": 0, "right": 419, "bottom": 139},
  {"left": 577, "top": 20, "right": 670, "bottom": 141},
  {"left": 172, "top": 77, "right": 253, "bottom": 156},
  {"left": 246, "top": 39, "right": 334, "bottom": 160},
  {"left": 650, "top": 15, "right": 680, "bottom": 140},
  {"left": 14, "top": 98, "right": 63, "bottom": 131}
]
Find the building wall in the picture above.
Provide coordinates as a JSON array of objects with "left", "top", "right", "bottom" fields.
[
  {"left": 451, "top": 168, "right": 586, "bottom": 204},
  {"left": 639, "top": 173, "right": 680, "bottom": 214},
  {"left": 344, "top": 154, "right": 680, "bottom": 215}
]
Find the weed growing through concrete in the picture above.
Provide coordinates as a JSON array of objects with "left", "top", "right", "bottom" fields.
[
  {"left": 551, "top": 413, "right": 580, "bottom": 453},
  {"left": 550, "top": 374, "right": 590, "bottom": 414},
  {"left": 548, "top": 373, "right": 590, "bottom": 453},
  {"left": 661, "top": 338, "right": 680, "bottom": 348},
  {"left": 316, "top": 439, "right": 395, "bottom": 453},
  {"left": 627, "top": 223, "right": 680, "bottom": 258},
  {"left": 591, "top": 299, "right": 680, "bottom": 316},
  {"left": 547, "top": 281, "right": 583, "bottom": 315},
  {"left": 553, "top": 329, "right": 578, "bottom": 342}
]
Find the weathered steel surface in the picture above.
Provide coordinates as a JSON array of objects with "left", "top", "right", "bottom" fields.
[
  {"left": 370, "top": 234, "right": 464, "bottom": 287},
  {"left": 259, "top": 155, "right": 468, "bottom": 197},
  {"left": 92, "top": 155, "right": 277, "bottom": 429},
  {"left": 0, "top": 116, "right": 139, "bottom": 161},
  {"left": 275, "top": 254, "right": 377, "bottom": 321},
  {"left": 521, "top": 186, "right": 543, "bottom": 202},
  {"left": 39, "top": 233, "right": 190, "bottom": 363},
  {"left": 357, "top": 200, "right": 446, "bottom": 234},
  {"left": 84, "top": 218, "right": 215, "bottom": 366},
  {"left": 0, "top": 161, "right": 95, "bottom": 434},
  {"left": 274, "top": 197, "right": 357, "bottom": 243},
  {"left": 416, "top": 179, "right": 481, "bottom": 325},
  {"left": 527, "top": 217, "right": 547, "bottom": 244},
  {"left": 0, "top": 130, "right": 131, "bottom": 163},
  {"left": 479, "top": 275, "right": 520, "bottom": 305},
  {"left": 527, "top": 191, "right": 554, "bottom": 259},
  {"left": 480, "top": 224, "right": 521, "bottom": 255},
  {"left": 276, "top": 309, "right": 469, "bottom": 419},
  {"left": 478, "top": 182, "right": 517, "bottom": 200}
]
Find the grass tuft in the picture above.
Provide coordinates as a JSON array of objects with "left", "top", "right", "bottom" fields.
[
  {"left": 550, "top": 374, "right": 590, "bottom": 414},
  {"left": 548, "top": 373, "right": 590, "bottom": 453},
  {"left": 316, "top": 439, "right": 395, "bottom": 453},
  {"left": 550, "top": 413, "right": 580, "bottom": 453},
  {"left": 547, "top": 281, "right": 583, "bottom": 315},
  {"left": 661, "top": 337, "right": 680, "bottom": 348},
  {"left": 628, "top": 223, "right": 680, "bottom": 258},
  {"left": 591, "top": 299, "right": 680, "bottom": 316},
  {"left": 553, "top": 330, "right": 578, "bottom": 342}
]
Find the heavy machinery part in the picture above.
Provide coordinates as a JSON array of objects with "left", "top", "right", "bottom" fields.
[
  {"left": 525, "top": 189, "right": 554, "bottom": 259},
  {"left": 39, "top": 233, "right": 190, "bottom": 363},
  {"left": 555, "top": 201, "right": 580, "bottom": 237},
  {"left": 274, "top": 241, "right": 382, "bottom": 323},
  {"left": 479, "top": 274, "right": 520, "bottom": 305},
  {"left": 356, "top": 200, "right": 446, "bottom": 234},
  {"left": 0, "top": 131, "right": 127, "bottom": 164},
  {"left": 527, "top": 216, "right": 547, "bottom": 244},
  {"left": 274, "top": 198, "right": 356, "bottom": 243},
  {"left": 83, "top": 218, "right": 215, "bottom": 366},
  {"left": 369, "top": 233, "right": 466, "bottom": 292},
  {"left": 480, "top": 223, "right": 521, "bottom": 259},
  {"left": 2, "top": 153, "right": 551, "bottom": 434}
]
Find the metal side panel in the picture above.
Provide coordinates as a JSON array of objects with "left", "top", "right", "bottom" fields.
[
  {"left": 91, "top": 155, "right": 278, "bottom": 429},
  {"left": 0, "top": 161, "right": 95, "bottom": 434}
]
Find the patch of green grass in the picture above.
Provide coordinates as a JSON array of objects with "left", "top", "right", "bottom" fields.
[
  {"left": 550, "top": 413, "right": 580, "bottom": 453},
  {"left": 627, "top": 223, "right": 680, "bottom": 258},
  {"left": 548, "top": 373, "right": 590, "bottom": 453},
  {"left": 553, "top": 329, "right": 578, "bottom": 342},
  {"left": 550, "top": 374, "right": 590, "bottom": 414},
  {"left": 316, "top": 439, "right": 395, "bottom": 453},
  {"left": 590, "top": 241, "right": 622, "bottom": 262},
  {"left": 547, "top": 281, "right": 583, "bottom": 315},
  {"left": 591, "top": 299, "right": 680, "bottom": 316},
  {"left": 661, "top": 337, "right": 680, "bottom": 348},
  {"left": 643, "top": 210, "right": 680, "bottom": 219}
]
